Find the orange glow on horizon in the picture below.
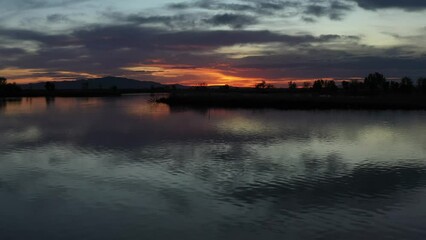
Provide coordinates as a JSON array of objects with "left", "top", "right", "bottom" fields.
[
  {"left": 1, "top": 66, "right": 329, "bottom": 88},
  {"left": 0, "top": 68, "right": 100, "bottom": 84},
  {"left": 122, "top": 64, "right": 302, "bottom": 87}
]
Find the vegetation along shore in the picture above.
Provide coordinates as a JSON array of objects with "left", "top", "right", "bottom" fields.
[
  {"left": 2, "top": 73, "right": 426, "bottom": 110},
  {"left": 158, "top": 73, "right": 426, "bottom": 110}
]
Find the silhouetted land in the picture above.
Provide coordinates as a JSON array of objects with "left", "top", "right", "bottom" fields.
[
  {"left": 157, "top": 73, "right": 426, "bottom": 110},
  {"left": 157, "top": 91, "right": 426, "bottom": 110},
  {"left": 0, "top": 89, "right": 175, "bottom": 98},
  {"left": 2, "top": 72, "right": 426, "bottom": 109},
  {"left": 0, "top": 76, "right": 185, "bottom": 98}
]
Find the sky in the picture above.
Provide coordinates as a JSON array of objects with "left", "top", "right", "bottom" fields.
[{"left": 0, "top": 0, "right": 425, "bottom": 87}]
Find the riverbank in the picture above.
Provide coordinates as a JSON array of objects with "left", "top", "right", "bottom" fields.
[
  {"left": 0, "top": 89, "right": 121, "bottom": 97},
  {"left": 157, "top": 92, "right": 426, "bottom": 110},
  {"left": 0, "top": 89, "right": 174, "bottom": 98}
]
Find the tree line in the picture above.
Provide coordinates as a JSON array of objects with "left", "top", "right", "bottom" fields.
[
  {"left": 2, "top": 73, "right": 426, "bottom": 96},
  {"left": 281, "top": 72, "right": 426, "bottom": 94},
  {"left": 0, "top": 77, "right": 57, "bottom": 94},
  {"left": 0, "top": 77, "right": 21, "bottom": 93}
]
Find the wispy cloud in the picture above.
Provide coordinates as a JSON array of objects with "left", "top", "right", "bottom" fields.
[{"left": 350, "top": 0, "right": 426, "bottom": 10}]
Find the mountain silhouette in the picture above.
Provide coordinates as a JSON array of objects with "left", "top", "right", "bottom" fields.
[{"left": 20, "top": 76, "right": 186, "bottom": 90}]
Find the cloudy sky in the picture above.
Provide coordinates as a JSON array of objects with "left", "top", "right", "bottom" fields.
[{"left": 0, "top": 0, "right": 425, "bottom": 86}]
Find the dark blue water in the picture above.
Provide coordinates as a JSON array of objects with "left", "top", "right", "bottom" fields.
[{"left": 1, "top": 95, "right": 426, "bottom": 239}]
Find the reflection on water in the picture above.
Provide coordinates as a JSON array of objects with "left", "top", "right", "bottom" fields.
[{"left": 1, "top": 95, "right": 426, "bottom": 240}]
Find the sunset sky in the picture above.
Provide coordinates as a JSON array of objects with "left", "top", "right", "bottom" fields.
[{"left": 0, "top": 0, "right": 425, "bottom": 86}]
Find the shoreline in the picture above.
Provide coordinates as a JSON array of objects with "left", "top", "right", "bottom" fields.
[
  {"left": 157, "top": 92, "right": 426, "bottom": 110},
  {"left": 0, "top": 89, "right": 172, "bottom": 98},
  {"left": 3, "top": 90, "right": 426, "bottom": 110}
]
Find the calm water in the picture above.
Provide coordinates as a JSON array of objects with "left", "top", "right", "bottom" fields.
[{"left": 1, "top": 95, "right": 426, "bottom": 240}]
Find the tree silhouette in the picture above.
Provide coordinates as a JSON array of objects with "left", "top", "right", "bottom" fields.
[
  {"left": 390, "top": 81, "right": 400, "bottom": 92},
  {"left": 324, "top": 80, "right": 338, "bottom": 92},
  {"left": 312, "top": 80, "right": 325, "bottom": 91},
  {"left": 400, "top": 77, "right": 414, "bottom": 94},
  {"left": 0, "top": 77, "right": 21, "bottom": 94},
  {"left": 364, "top": 72, "right": 388, "bottom": 91},
  {"left": 220, "top": 84, "right": 230, "bottom": 91},
  {"left": 312, "top": 80, "right": 337, "bottom": 93},
  {"left": 255, "top": 81, "right": 274, "bottom": 89},
  {"left": 45, "top": 82, "right": 56, "bottom": 91},
  {"left": 195, "top": 82, "right": 208, "bottom": 91},
  {"left": 266, "top": 83, "right": 274, "bottom": 89},
  {"left": 0, "top": 77, "right": 6, "bottom": 86},
  {"left": 349, "top": 80, "right": 363, "bottom": 93},
  {"left": 341, "top": 81, "right": 350, "bottom": 91},
  {"left": 418, "top": 78, "right": 426, "bottom": 93},
  {"left": 288, "top": 81, "right": 297, "bottom": 90},
  {"left": 303, "top": 82, "right": 312, "bottom": 89}
]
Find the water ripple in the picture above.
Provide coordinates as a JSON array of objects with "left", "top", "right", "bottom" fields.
[{"left": 1, "top": 96, "right": 426, "bottom": 239}]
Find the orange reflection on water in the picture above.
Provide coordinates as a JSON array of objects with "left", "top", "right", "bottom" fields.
[
  {"left": 1, "top": 97, "right": 105, "bottom": 116},
  {"left": 124, "top": 97, "right": 171, "bottom": 119}
]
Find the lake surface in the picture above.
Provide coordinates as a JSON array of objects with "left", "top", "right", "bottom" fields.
[{"left": 1, "top": 95, "right": 426, "bottom": 240}]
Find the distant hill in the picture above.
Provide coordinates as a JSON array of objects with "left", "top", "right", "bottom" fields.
[{"left": 20, "top": 76, "right": 187, "bottom": 90}]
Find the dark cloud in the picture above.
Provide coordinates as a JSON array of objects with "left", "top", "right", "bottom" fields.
[
  {"left": 3, "top": 21, "right": 425, "bottom": 82},
  {"left": 0, "top": 25, "right": 347, "bottom": 51},
  {"left": 128, "top": 15, "right": 190, "bottom": 28},
  {"left": 329, "top": 1, "right": 354, "bottom": 19},
  {"left": 173, "top": 0, "right": 426, "bottom": 13},
  {"left": 46, "top": 14, "right": 71, "bottom": 23},
  {"left": 0, "top": 28, "right": 78, "bottom": 46},
  {"left": 168, "top": 1, "right": 255, "bottom": 11},
  {"left": 104, "top": 11, "right": 200, "bottom": 29},
  {"left": 169, "top": 0, "right": 353, "bottom": 22},
  {"left": 0, "top": 23, "right": 368, "bottom": 81},
  {"left": 1, "top": 0, "right": 89, "bottom": 10},
  {"left": 304, "top": 1, "right": 353, "bottom": 21},
  {"left": 0, "top": 47, "right": 26, "bottom": 56},
  {"left": 257, "top": 1, "right": 295, "bottom": 11},
  {"left": 302, "top": 16, "right": 316, "bottom": 23},
  {"left": 156, "top": 31, "right": 345, "bottom": 48},
  {"left": 167, "top": 2, "right": 191, "bottom": 9},
  {"left": 305, "top": 5, "right": 328, "bottom": 17},
  {"left": 350, "top": 0, "right": 426, "bottom": 10},
  {"left": 0, "top": 28, "right": 50, "bottom": 41},
  {"left": 107, "top": 11, "right": 259, "bottom": 30},
  {"left": 168, "top": 0, "right": 297, "bottom": 15},
  {"left": 234, "top": 47, "right": 426, "bottom": 79},
  {"left": 0, "top": 47, "right": 27, "bottom": 66},
  {"left": 203, "top": 14, "right": 258, "bottom": 29}
]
